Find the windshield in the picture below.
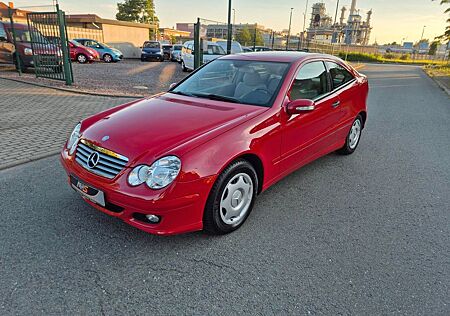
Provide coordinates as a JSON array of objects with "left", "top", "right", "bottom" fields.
[
  {"left": 8, "top": 28, "right": 49, "bottom": 44},
  {"left": 171, "top": 59, "right": 290, "bottom": 107},
  {"left": 173, "top": 45, "right": 182, "bottom": 50},
  {"left": 144, "top": 42, "right": 160, "bottom": 48}
]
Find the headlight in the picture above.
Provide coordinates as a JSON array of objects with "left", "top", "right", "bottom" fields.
[
  {"left": 24, "top": 48, "right": 33, "bottom": 56},
  {"left": 128, "top": 156, "right": 181, "bottom": 189},
  {"left": 66, "top": 123, "right": 81, "bottom": 155}
]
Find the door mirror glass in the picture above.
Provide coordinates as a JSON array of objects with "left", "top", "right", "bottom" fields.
[{"left": 286, "top": 99, "right": 315, "bottom": 115}]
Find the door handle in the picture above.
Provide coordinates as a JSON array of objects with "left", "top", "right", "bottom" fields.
[{"left": 332, "top": 101, "right": 341, "bottom": 108}]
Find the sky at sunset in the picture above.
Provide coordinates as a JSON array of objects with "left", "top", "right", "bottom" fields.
[{"left": 11, "top": 0, "right": 449, "bottom": 44}]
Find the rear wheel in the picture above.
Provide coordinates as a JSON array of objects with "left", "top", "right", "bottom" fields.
[
  {"left": 338, "top": 115, "right": 363, "bottom": 155},
  {"left": 103, "top": 54, "right": 113, "bottom": 63},
  {"left": 203, "top": 160, "right": 258, "bottom": 235},
  {"left": 77, "top": 54, "right": 88, "bottom": 64}
]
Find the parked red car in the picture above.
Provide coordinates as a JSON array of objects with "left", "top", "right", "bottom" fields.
[
  {"left": 60, "top": 52, "right": 369, "bottom": 236},
  {"left": 68, "top": 40, "right": 99, "bottom": 63}
]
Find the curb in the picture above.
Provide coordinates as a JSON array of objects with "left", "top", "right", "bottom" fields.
[
  {"left": 0, "top": 151, "right": 60, "bottom": 171},
  {"left": 422, "top": 70, "right": 450, "bottom": 96},
  {"left": 0, "top": 76, "right": 143, "bottom": 99}
]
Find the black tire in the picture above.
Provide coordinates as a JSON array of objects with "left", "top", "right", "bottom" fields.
[
  {"left": 77, "top": 54, "right": 88, "bottom": 64},
  {"left": 103, "top": 54, "right": 113, "bottom": 63},
  {"left": 13, "top": 54, "right": 26, "bottom": 72},
  {"left": 141, "top": 57, "right": 146, "bottom": 62},
  {"left": 337, "top": 115, "right": 363, "bottom": 155},
  {"left": 159, "top": 56, "right": 164, "bottom": 62},
  {"left": 181, "top": 60, "right": 187, "bottom": 72},
  {"left": 203, "top": 159, "right": 258, "bottom": 235}
]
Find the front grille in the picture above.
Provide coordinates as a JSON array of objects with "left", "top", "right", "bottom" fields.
[{"left": 75, "top": 139, "right": 128, "bottom": 179}]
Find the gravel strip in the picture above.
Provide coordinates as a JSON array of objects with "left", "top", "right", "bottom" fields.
[{"left": 0, "top": 59, "right": 188, "bottom": 97}]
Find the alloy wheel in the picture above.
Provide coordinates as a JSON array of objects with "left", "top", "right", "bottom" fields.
[{"left": 219, "top": 173, "right": 254, "bottom": 226}]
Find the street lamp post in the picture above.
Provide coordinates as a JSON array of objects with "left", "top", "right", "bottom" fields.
[
  {"left": 232, "top": 8, "right": 236, "bottom": 40},
  {"left": 286, "top": 7, "right": 294, "bottom": 51},
  {"left": 302, "top": 0, "right": 309, "bottom": 51},
  {"left": 227, "top": 0, "right": 232, "bottom": 54}
]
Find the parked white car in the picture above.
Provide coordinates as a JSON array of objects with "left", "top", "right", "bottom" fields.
[
  {"left": 180, "top": 40, "right": 226, "bottom": 72},
  {"left": 216, "top": 41, "right": 243, "bottom": 54}
]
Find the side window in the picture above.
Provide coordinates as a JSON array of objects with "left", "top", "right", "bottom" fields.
[
  {"left": 326, "top": 62, "right": 354, "bottom": 90},
  {"left": 0, "top": 23, "right": 7, "bottom": 39},
  {"left": 289, "top": 61, "right": 328, "bottom": 101}
]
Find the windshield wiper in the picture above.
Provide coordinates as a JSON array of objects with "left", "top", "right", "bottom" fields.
[
  {"left": 190, "top": 93, "right": 240, "bottom": 104},
  {"left": 169, "top": 91, "right": 194, "bottom": 97}
]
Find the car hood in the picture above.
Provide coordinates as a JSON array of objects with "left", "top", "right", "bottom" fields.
[{"left": 81, "top": 93, "right": 267, "bottom": 166}]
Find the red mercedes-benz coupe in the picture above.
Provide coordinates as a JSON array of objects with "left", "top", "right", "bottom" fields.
[{"left": 60, "top": 52, "right": 368, "bottom": 235}]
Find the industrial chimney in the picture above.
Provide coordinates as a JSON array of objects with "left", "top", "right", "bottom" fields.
[
  {"left": 366, "top": 9, "right": 373, "bottom": 24},
  {"left": 340, "top": 6, "right": 347, "bottom": 25},
  {"left": 350, "top": 0, "right": 357, "bottom": 16}
]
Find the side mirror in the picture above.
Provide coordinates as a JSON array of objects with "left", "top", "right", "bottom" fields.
[
  {"left": 286, "top": 99, "right": 315, "bottom": 115},
  {"left": 169, "top": 82, "right": 177, "bottom": 89}
]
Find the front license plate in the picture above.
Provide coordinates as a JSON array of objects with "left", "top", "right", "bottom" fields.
[{"left": 70, "top": 175, "right": 105, "bottom": 207}]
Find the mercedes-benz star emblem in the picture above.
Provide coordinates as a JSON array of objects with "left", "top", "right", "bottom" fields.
[
  {"left": 87, "top": 152, "right": 100, "bottom": 169},
  {"left": 102, "top": 135, "right": 110, "bottom": 141}
]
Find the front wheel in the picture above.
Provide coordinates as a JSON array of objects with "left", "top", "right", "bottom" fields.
[
  {"left": 203, "top": 160, "right": 258, "bottom": 235},
  {"left": 77, "top": 54, "right": 88, "bottom": 64},
  {"left": 181, "top": 60, "right": 187, "bottom": 72},
  {"left": 337, "top": 115, "right": 363, "bottom": 155},
  {"left": 103, "top": 54, "right": 113, "bottom": 63}
]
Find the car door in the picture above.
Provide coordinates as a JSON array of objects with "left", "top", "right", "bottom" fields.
[
  {"left": 0, "top": 23, "right": 12, "bottom": 63},
  {"left": 68, "top": 42, "right": 76, "bottom": 60},
  {"left": 279, "top": 60, "right": 342, "bottom": 173},
  {"left": 325, "top": 61, "right": 358, "bottom": 139},
  {"left": 185, "top": 43, "right": 194, "bottom": 69},
  {"left": 203, "top": 45, "right": 226, "bottom": 64}
]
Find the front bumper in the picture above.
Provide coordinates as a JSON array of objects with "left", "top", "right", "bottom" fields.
[
  {"left": 112, "top": 54, "right": 123, "bottom": 61},
  {"left": 60, "top": 149, "right": 214, "bottom": 235},
  {"left": 141, "top": 53, "right": 163, "bottom": 60}
]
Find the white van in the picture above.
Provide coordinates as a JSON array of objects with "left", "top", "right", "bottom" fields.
[
  {"left": 216, "top": 41, "right": 243, "bottom": 54},
  {"left": 180, "top": 40, "right": 226, "bottom": 71}
]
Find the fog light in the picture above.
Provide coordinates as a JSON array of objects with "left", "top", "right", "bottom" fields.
[{"left": 145, "top": 214, "right": 160, "bottom": 223}]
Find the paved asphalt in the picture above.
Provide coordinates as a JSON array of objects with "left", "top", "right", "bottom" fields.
[{"left": 0, "top": 64, "right": 449, "bottom": 315}]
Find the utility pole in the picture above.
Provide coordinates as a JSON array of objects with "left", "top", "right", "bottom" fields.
[
  {"left": 302, "top": 0, "right": 309, "bottom": 34},
  {"left": 226, "top": 0, "right": 232, "bottom": 54},
  {"left": 331, "top": 0, "right": 340, "bottom": 54},
  {"left": 302, "top": 0, "right": 309, "bottom": 51},
  {"left": 232, "top": 8, "right": 236, "bottom": 40},
  {"left": 286, "top": 7, "right": 293, "bottom": 51}
]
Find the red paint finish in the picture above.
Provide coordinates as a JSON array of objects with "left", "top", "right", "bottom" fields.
[
  {"left": 68, "top": 41, "right": 99, "bottom": 62},
  {"left": 60, "top": 53, "right": 368, "bottom": 235}
]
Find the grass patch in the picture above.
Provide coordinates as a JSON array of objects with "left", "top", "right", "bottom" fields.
[{"left": 338, "top": 52, "right": 448, "bottom": 66}]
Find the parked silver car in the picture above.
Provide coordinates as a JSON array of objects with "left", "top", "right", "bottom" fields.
[{"left": 171, "top": 44, "right": 182, "bottom": 63}]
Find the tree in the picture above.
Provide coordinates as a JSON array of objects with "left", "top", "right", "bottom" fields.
[
  {"left": 116, "top": 0, "right": 159, "bottom": 39},
  {"left": 433, "top": 0, "right": 450, "bottom": 42},
  {"left": 429, "top": 40, "right": 440, "bottom": 55},
  {"left": 235, "top": 26, "right": 252, "bottom": 46}
]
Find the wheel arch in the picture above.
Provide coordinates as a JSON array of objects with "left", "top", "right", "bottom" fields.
[
  {"left": 358, "top": 111, "right": 367, "bottom": 127},
  {"left": 220, "top": 152, "right": 264, "bottom": 194}
]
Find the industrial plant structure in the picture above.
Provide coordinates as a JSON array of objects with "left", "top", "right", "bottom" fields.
[{"left": 307, "top": 0, "right": 372, "bottom": 45}]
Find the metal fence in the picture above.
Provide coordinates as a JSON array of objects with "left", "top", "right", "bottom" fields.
[{"left": 26, "top": 5, "right": 73, "bottom": 85}]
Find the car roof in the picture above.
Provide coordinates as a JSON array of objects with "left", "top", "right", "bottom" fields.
[
  {"left": 220, "top": 51, "right": 341, "bottom": 63},
  {"left": 3, "top": 22, "right": 28, "bottom": 30}
]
